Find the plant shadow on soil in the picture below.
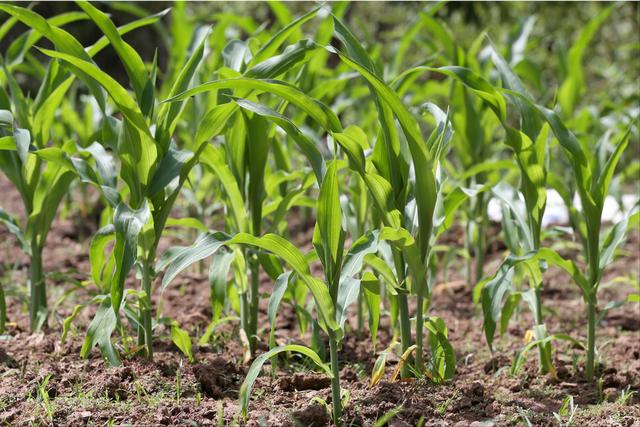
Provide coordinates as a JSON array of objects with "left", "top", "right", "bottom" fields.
[{"left": 0, "top": 176, "right": 639, "bottom": 426}]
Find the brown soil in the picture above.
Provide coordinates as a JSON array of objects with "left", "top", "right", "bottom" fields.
[{"left": 1, "top": 175, "right": 639, "bottom": 426}]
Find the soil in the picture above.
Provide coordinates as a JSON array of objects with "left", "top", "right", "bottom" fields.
[{"left": 1, "top": 175, "right": 639, "bottom": 427}]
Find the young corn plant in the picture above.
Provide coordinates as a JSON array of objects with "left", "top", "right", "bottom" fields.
[
  {"left": 457, "top": 43, "right": 635, "bottom": 379},
  {"left": 0, "top": 2, "right": 211, "bottom": 361},
  {"left": 157, "top": 6, "right": 339, "bottom": 354},
  {"left": 492, "top": 42, "right": 635, "bottom": 380},
  {"left": 394, "top": 41, "right": 558, "bottom": 373},
  {"left": 0, "top": 95, "right": 73, "bottom": 331},
  {"left": 159, "top": 160, "right": 350, "bottom": 424},
  {"left": 326, "top": 16, "right": 464, "bottom": 379},
  {"left": 0, "top": 4, "right": 148, "bottom": 330}
]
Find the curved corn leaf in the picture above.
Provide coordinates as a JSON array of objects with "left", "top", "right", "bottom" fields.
[
  {"left": 233, "top": 97, "right": 325, "bottom": 183},
  {"left": 249, "top": 7, "right": 320, "bottom": 65},
  {"left": 89, "top": 224, "right": 115, "bottom": 290},
  {"left": 425, "top": 316, "right": 456, "bottom": 381},
  {"left": 76, "top": 1, "right": 149, "bottom": 108},
  {"left": 164, "top": 77, "right": 342, "bottom": 133},
  {"left": 0, "top": 207, "right": 29, "bottom": 253},
  {"left": 0, "top": 4, "right": 107, "bottom": 109},
  {"left": 245, "top": 39, "right": 319, "bottom": 78},
  {"left": 160, "top": 231, "right": 340, "bottom": 334},
  {"left": 239, "top": 344, "right": 332, "bottom": 419}
]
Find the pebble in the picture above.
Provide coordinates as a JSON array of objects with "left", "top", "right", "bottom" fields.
[
  {"left": 603, "top": 387, "right": 618, "bottom": 402},
  {"left": 470, "top": 421, "right": 495, "bottom": 427}
]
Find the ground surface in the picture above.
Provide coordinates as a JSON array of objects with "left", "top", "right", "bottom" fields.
[{"left": 1, "top": 175, "right": 639, "bottom": 427}]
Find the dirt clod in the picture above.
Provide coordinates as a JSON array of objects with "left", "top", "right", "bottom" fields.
[
  {"left": 193, "top": 357, "right": 241, "bottom": 398},
  {"left": 292, "top": 404, "right": 329, "bottom": 426},
  {"left": 278, "top": 373, "right": 331, "bottom": 391},
  {"left": 483, "top": 355, "right": 509, "bottom": 374}
]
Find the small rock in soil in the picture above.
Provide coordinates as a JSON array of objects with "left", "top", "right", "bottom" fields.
[
  {"left": 556, "top": 365, "right": 571, "bottom": 380},
  {"left": 468, "top": 381, "right": 485, "bottom": 400},
  {"left": 292, "top": 404, "right": 329, "bottom": 427},
  {"left": 0, "top": 348, "right": 18, "bottom": 368},
  {"left": 340, "top": 366, "right": 359, "bottom": 382},
  {"left": 603, "top": 387, "right": 618, "bottom": 402},
  {"left": 483, "top": 355, "right": 509, "bottom": 374},
  {"left": 470, "top": 421, "right": 495, "bottom": 427}
]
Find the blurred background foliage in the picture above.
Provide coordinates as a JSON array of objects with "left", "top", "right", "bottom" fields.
[
  {"left": 1, "top": 1, "right": 638, "bottom": 165},
  {"left": 2, "top": 2, "right": 637, "bottom": 103}
]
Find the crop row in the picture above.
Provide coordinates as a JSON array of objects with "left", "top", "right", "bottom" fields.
[{"left": 0, "top": 2, "right": 637, "bottom": 424}]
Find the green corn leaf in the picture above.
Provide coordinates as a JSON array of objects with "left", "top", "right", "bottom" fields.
[
  {"left": 147, "top": 145, "right": 193, "bottom": 197},
  {"left": 480, "top": 261, "right": 515, "bottom": 350},
  {"left": 155, "top": 25, "right": 209, "bottom": 150},
  {"left": 246, "top": 113, "right": 270, "bottom": 236},
  {"left": 32, "top": 75, "right": 75, "bottom": 146},
  {"left": 378, "top": 226, "right": 425, "bottom": 289},
  {"left": 76, "top": 1, "right": 149, "bottom": 108},
  {"left": 316, "top": 159, "right": 345, "bottom": 278},
  {"left": 27, "top": 163, "right": 76, "bottom": 247},
  {"left": 0, "top": 4, "right": 107, "bottom": 109},
  {"left": 489, "top": 46, "right": 541, "bottom": 140},
  {"left": 332, "top": 125, "right": 369, "bottom": 175},
  {"left": 481, "top": 247, "right": 589, "bottom": 350},
  {"left": 245, "top": 39, "right": 319, "bottom": 79},
  {"left": 511, "top": 333, "right": 584, "bottom": 376},
  {"left": 39, "top": 48, "right": 157, "bottom": 191},
  {"left": 429, "top": 65, "right": 507, "bottom": 123},
  {"left": 250, "top": 7, "right": 320, "bottom": 65},
  {"left": 239, "top": 344, "right": 332, "bottom": 419},
  {"left": 111, "top": 200, "right": 151, "bottom": 314},
  {"left": 341, "top": 231, "right": 380, "bottom": 278},
  {"left": 79, "top": 142, "right": 117, "bottom": 188},
  {"left": 336, "top": 276, "right": 360, "bottom": 328},
  {"left": 364, "top": 254, "right": 400, "bottom": 292},
  {"left": 164, "top": 78, "right": 342, "bottom": 133},
  {"left": 503, "top": 125, "right": 547, "bottom": 248},
  {"left": 500, "top": 293, "right": 522, "bottom": 335},
  {"left": 558, "top": 6, "right": 613, "bottom": 116},
  {"left": 159, "top": 231, "right": 339, "bottom": 334},
  {"left": 596, "top": 129, "right": 631, "bottom": 207},
  {"left": 80, "top": 297, "right": 120, "bottom": 366},
  {"left": 89, "top": 224, "right": 115, "bottom": 289},
  {"left": 86, "top": 9, "right": 170, "bottom": 58},
  {"left": 425, "top": 316, "right": 456, "bottom": 381},
  {"left": 268, "top": 271, "right": 293, "bottom": 347},
  {"left": 4, "top": 11, "right": 89, "bottom": 68},
  {"left": 233, "top": 97, "right": 325, "bottom": 183},
  {"left": 160, "top": 231, "right": 231, "bottom": 291},
  {"left": 599, "top": 213, "right": 632, "bottom": 271},
  {"left": 208, "top": 250, "right": 235, "bottom": 322},
  {"left": 170, "top": 321, "right": 194, "bottom": 362},
  {"left": 330, "top": 20, "right": 437, "bottom": 260},
  {"left": 362, "top": 271, "right": 381, "bottom": 350},
  {"left": 199, "top": 144, "right": 248, "bottom": 233},
  {"left": 0, "top": 207, "right": 29, "bottom": 253}
]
